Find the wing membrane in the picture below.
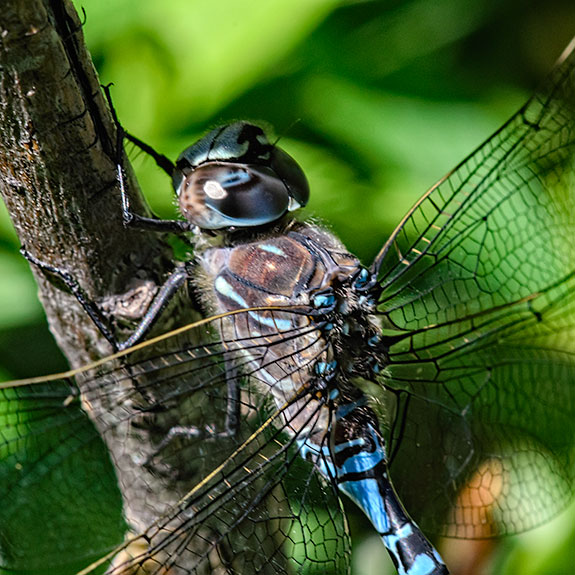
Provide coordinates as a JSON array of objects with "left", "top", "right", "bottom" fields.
[
  {"left": 95, "top": 398, "right": 349, "bottom": 575},
  {"left": 372, "top": 41, "right": 575, "bottom": 536},
  {"left": 0, "top": 308, "right": 349, "bottom": 574}
]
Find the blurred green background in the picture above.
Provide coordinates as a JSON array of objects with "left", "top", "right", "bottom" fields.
[{"left": 1, "top": 0, "right": 574, "bottom": 573}]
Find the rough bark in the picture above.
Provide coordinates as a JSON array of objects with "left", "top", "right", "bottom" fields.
[
  {"left": 0, "top": 0, "right": 206, "bottom": 570},
  {"left": 0, "top": 0, "right": 172, "bottom": 364},
  {"left": 0, "top": 3, "right": 290, "bottom": 573}
]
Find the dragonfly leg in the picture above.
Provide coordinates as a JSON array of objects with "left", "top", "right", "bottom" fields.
[
  {"left": 220, "top": 355, "right": 241, "bottom": 436},
  {"left": 123, "top": 131, "right": 174, "bottom": 177},
  {"left": 143, "top": 355, "right": 241, "bottom": 467},
  {"left": 102, "top": 84, "right": 192, "bottom": 235},
  {"left": 22, "top": 246, "right": 191, "bottom": 352},
  {"left": 117, "top": 263, "right": 190, "bottom": 350},
  {"left": 21, "top": 247, "right": 119, "bottom": 349}
]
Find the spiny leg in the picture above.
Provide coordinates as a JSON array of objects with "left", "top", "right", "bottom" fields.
[
  {"left": 102, "top": 84, "right": 192, "bottom": 234},
  {"left": 144, "top": 355, "right": 242, "bottom": 465},
  {"left": 21, "top": 247, "right": 119, "bottom": 350},
  {"left": 22, "top": 247, "right": 191, "bottom": 352},
  {"left": 156, "top": 357, "right": 241, "bottom": 441}
]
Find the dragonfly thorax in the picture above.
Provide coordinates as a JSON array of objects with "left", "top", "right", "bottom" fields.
[{"left": 198, "top": 220, "right": 386, "bottom": 414}]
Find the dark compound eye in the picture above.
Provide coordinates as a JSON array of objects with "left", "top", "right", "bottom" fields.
[{"left": 172, "top": 122, "right": 309, "bottom": 230}]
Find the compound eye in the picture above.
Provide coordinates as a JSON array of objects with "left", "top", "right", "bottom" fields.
[
  {"left": 268, "top": 147, "right": 309, "bottom": 211},
  {"left": 177, "top": 162, "right": 294, "bottom": 229},
  {"left": 173, "top": 122, "right": 310, "bottom": 230}
]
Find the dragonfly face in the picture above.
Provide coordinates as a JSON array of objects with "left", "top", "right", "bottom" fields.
[
  {"left": 172, "top": 122, "right": 309, "bottom": 229},
  {"left": 1, "top": 37, "right": 575, "bottom": 575}
]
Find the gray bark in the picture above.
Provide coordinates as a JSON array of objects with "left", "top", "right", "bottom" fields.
[
  {"left": 0, "top": 0, "right": 207, "bottom": 571},
  {"left": 0, "top": 0, "right": 174, "bottom": 364}
]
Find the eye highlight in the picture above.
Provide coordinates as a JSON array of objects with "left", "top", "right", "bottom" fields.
[{"left": 204, "top": 180, "right": 228, "bottom": 200}]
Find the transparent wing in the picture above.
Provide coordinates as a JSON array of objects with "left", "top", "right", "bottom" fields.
[
  {"left": 371, "top": 40, "right": 575, "bottom": 537},
  {"left": 0, "top": 308, "right": 350, "bottom": 575},
  {"left": 89, "top": 399, "right": 349, "bottom": 575}
]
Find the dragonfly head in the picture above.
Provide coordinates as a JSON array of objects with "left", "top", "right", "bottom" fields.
[{"left": 172, "top": 122, "right": 309, "bottom": 230}]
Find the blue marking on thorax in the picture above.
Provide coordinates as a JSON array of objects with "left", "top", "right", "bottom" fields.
[
  {"left": 215, "top": 276, "right": 248, "bottom": 307},
  {"left": 259, "top": 244, "right": 286, "bottom": 256},
  {"left": 252, "top": 313, "right": 293, "bottom": 332},
  {"left": 214, "top": 275, "right": 292, "bottom": 331}
]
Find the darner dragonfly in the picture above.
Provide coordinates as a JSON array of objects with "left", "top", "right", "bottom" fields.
[{"left": 1, "top": 35, "right": 575, "bottom": 575}]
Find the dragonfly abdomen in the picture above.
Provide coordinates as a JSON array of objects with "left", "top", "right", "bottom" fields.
[{"left": 301, "top": 397, "right": 448, "bottom": 575}]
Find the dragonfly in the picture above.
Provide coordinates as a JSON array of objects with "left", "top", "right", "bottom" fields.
[{"left": 1, "top": 35, "right": 575, "bottom": 575}]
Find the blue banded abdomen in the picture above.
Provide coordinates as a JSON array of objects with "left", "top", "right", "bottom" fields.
[{"left": 300, "top": 398, "right": 448, "bottom": 575}]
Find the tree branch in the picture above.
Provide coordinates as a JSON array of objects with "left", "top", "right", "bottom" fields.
[
  {"left": 0, "top": 2, "right": 288, "bottom": 572},
  {"left": 0, "top": 0, "right": 210, "bottom": 569},
  {"left": 0, "top": 0, "right": 174, "bottom": 363}
]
